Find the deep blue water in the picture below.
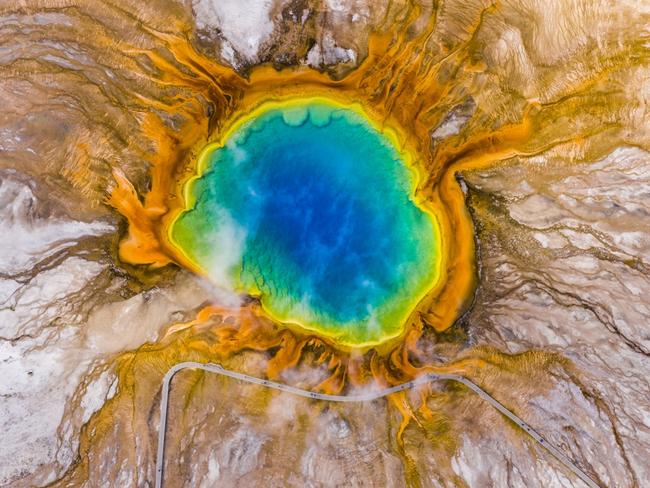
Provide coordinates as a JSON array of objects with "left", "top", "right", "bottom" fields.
[{"left": 171, "top": 101, "right": 438, "bottom": 344}]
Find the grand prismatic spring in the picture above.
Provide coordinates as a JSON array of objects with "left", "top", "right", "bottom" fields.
[
  {"left": 0, "top": 0, "right": 649, "bottom": 487},
  {"left": 170, "top": 99, "right": 440, "bottom": 345}
]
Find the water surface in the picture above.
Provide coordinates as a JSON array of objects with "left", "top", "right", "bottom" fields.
[{"left": 171, "top": 100, "right": 440, "bottom": 344}]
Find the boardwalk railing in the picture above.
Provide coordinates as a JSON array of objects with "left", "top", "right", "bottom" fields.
[{"left": 155, "top": 361, "right": 600, "bottom": 488}]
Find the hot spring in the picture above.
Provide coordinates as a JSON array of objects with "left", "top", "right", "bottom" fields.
[{"left": 169, "top": 98, "right": 441, "bottom": 345}]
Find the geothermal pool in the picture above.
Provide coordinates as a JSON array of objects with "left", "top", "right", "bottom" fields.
[{"left": 170, "top": 99, "right": 440, "bottom": 345}]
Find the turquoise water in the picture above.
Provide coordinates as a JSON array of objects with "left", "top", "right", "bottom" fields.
[{"left": 171, "top": 101, "right": 438, "bottom": 345}]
